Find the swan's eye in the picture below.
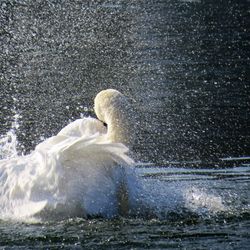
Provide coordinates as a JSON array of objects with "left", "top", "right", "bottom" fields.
[{"left": 103, "top": 122, "right": 107, "bottom": 128}]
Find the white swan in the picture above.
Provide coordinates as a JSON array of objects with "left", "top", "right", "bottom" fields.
[{"left": 0, "top": 89, "right": 139, "bottom": 220}]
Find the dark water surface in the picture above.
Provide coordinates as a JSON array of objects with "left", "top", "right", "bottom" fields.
[
  {"left": 0, "top": 164, "right": 249, "bottom": 249},
  {"left": 0, "top": 0, "right": 250, "bottom": 249},
  {"left": 0, "top": 216, "right": 249, "bottom": 249}
]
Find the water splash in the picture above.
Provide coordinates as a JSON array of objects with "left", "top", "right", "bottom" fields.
[
  {"left": 137, "top": 177, "right": 226, "bottom": 220},
  {"left": 0, "top": 110, "right": 20, "bottom": 160},
  {"left": 0, "top": 110, "right": 248, "bottom": 222},
  {"left": 184, "top": 187, "right": 226, "bottom": 214}
]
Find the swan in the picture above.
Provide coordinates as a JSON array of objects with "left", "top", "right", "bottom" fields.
[{"left": 0, "top": 89, "right": 140, "bottom": 220}]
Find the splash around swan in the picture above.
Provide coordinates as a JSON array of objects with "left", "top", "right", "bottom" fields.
[
  {"left": 0, "top": 89, "right": 141, "bottom": 221},
  {"left": 0, "top": 89, "right": 229, "bottom": 222}
]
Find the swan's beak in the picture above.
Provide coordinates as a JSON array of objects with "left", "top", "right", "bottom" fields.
[{"left": 92, "top": 112, "right": 107, "bottom": 128}]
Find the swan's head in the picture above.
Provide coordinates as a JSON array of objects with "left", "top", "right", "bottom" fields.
[
  {"left": 94, "top": 89, "right": 125, "bottom": 123},
  {"left": 94, "top": 89, "right": 135, "bottom": 145}
]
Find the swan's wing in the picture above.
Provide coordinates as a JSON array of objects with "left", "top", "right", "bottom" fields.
[
  {"left": 55, "top": 136, "right": 135, "bottom": 217},
  {"left": 58, "top": 117, "right": 107, "bottom": 137},
  {"left": 59, "top": 135, "right": 134, "bottom": 167},
  {"left": 36, "top": 125, "right": 133, "bottom": 174},
  {"left": 35, "top": 117, "right": 107, "bottom": 156},
  {"left": 35, "top": 135, "right": 69, "bottom": 152}
]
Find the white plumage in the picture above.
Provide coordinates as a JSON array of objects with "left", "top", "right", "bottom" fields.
[{"left": 0, "top": 89, "right": 139, "bottom": 220}]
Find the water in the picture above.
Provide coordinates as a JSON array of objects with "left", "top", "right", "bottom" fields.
[
  {"left": 0, "top": 158, "right": 249, "bottom": 249},
  {"left": 0, "top": 0, "right": 250, "bottom": 249}
]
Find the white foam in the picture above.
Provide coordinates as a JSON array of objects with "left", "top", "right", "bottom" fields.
[{"left": 184, "top": 187, "right": 226, "bottom": 213}]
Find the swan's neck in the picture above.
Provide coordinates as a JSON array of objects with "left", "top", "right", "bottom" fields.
[
  {"left": 106, "top": 108, "right": 134, "bottom": 146},
  {"left": 94, "top": 89, "right": 136, "bottom": 147}
]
